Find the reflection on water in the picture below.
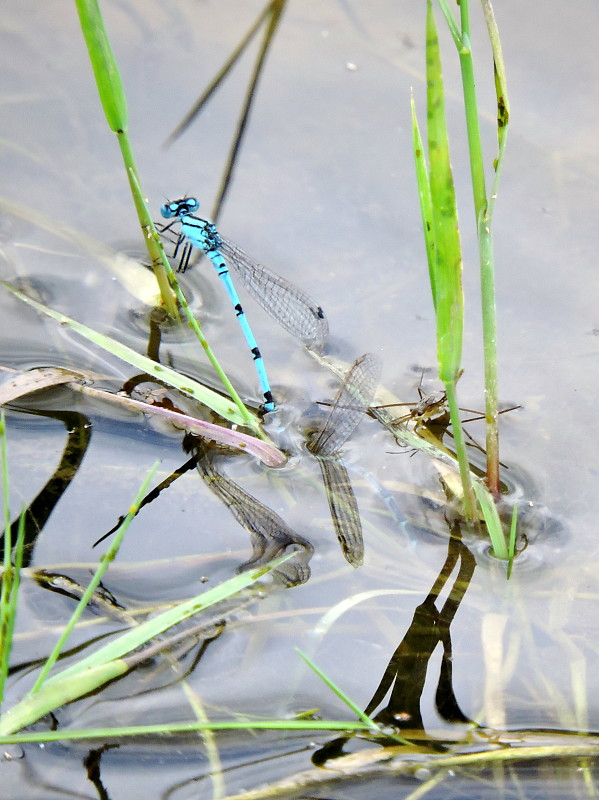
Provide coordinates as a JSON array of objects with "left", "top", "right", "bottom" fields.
[{"left": 2, "top": 0, "right": 599, "bottom": 798}]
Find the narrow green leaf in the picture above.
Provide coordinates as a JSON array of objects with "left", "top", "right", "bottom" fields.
[
  {"left": 436, "top": 0, "right": 462, "bottom": 48},
  {"left": 30, "top": 463, "right": 160, "bottom": 693},
  {"left": 75, "top": 0, "right": 128, "bottom": 132},
  {"left": 74, "top": 2, "right": 178, "bottom": 316},
  {"left": 295, "top": 648, "right": 378, "bottom": 730},
  {"left": 507, "top": 503, "right": 518, "bottom": 579},
  {"left": 43, "top": 557, "right": 290, "bottom": 688},
  {"left": 426, "top": 0, "right": 464, "bottom": 384},
  {"left": 121, "top": 162, "right": 179, "bottom": 318},
  {"left": 0, "top": 661, "right": 129, "bottom": 736},
  {"left": 0, "top": 281, "right": 255, "bottom": 428},
  {"left": 481, "top": 0, "right": 510, "bottom": 145},
  {"left": 0, "top": 510, "right": 26, "bottom": 707},
  {"left": 444, "top": 380, "right": 476, "bottom": 520},
  {"left": 472, "top": 479, "right": 508, "bottom": 560},
  {"left": 1, "top": 557, "right": 290, "bottom": 735},
  {"left": 411, "top": 93, "right": 436, "bottom": 309},
  {"left": 295, "top": 648, "right": 412, "bottom": 746},
  {"left": 0, "top": 718, "right": 370, "bottom": 745}
]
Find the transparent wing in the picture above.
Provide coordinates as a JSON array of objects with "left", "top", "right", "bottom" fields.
[
  {"left": 197, "top": 447, "right": 313, "bottom": 587},
  {"left": 219, "top": 236, "right": 329, "bottom": 350},
  {"left": 318, "top": 458, "right": 364, "bottom": 568},
  {"left": 309, "top": 353, "right": 382, "bottom": 457}
]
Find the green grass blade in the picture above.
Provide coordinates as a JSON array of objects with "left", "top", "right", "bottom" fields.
[
  {"left": 477, "top": 4, "right": 510, "bottom": 494},
  {"left": 30, "top": 462, "right": 160, "bottom": 693},
  {"left": 75, "top": 0, "right": 177, "bottom": 316},
  {"left": 471, "top": 479, "right": 508, "bottom": 560},
  {"left": 438, "top": 0, "right": 509, "bottom": 495},
  {"left": 75, "top": 0, "right": 127, "bottom": 133},
  {"left": 438, "top": 0, "right": 487, "bottom": 216},
  {"left": 481, "top": 0, "right": 510, "bottom": 149},
  {"left": 425, "top": 0, "right": 464, "bottom": 385},
  {"left": 458, "top": 0, "right": 500, "bottom": 494},
  {"left": 0, "top": 718, "right": 370, "bottom": 745},
  {"left": 477, "top": 211, "right": 499, "bottom": 493},
  {"left": 0, "top": 281, "right": 261, "bottom": 431},
  {"left": 424, "top": 2, "right": 475, "bottom": 518},
  {"left": 507, "top": 503, "right": 518, "bottom": 579},
  {"left": 478, "top": 38, "right": 509, "bottom": 495},
  {"left": 444, "top": 381, "right": 476, "bottom": 519},
  {"left": 0, "top": 509, "right": 26, "bottom": 708},
  {"left": 0, "top": 556, "right": 291, "bottom": 735},
  {"left": 410, "top": 93, "right": 436, "bottom": 309},
  {"left": 295, "top": 648, "right": 378, "bottom": 730},
  {"left": 436, "top": 0, "right": 462, "bottom": 48},
  {"left": 119, "top": 158, "right": 178, "bottom": 318},
  {"left": 296, "top": 649, "right": 412, "bottom": 747},
  {"left": 0, "top": 661, "right": 130, "bottom": 736},
  {"left": 43, "top": 556, "right": 291, "bottom": 688},
  {"left": 295, "top": 649, "right": 412, "bottom": 746},
  {"left": 0, "top": 414, "right": 14, "bottom": 705}
]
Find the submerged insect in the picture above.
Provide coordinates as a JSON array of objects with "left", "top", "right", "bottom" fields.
[
  {"left": 374, "top": 371, "right": 520, "bottom": 456},
  {"left": 160, "top": 197, "right": 329, "bottom": 412},
  {"left": 308, "top": 353, "right": 382, "bottom": 567}
]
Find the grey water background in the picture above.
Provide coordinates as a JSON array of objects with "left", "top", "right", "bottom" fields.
[{"left": 1, "top": 0, "right": 599, "bottom": 797}]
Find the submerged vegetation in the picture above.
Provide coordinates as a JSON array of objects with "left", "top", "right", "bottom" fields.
[{"left": 0, "top": 0, "right": 593, "bottom": 798}]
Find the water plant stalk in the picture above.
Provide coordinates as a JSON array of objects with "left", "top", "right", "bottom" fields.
[
  {"left": 0, "top": 416, "right": 27, "bottom": 707},
  {"left": 414, "top": 1, "right": 476, "bottom": 519},
  {"left": 75, "top": 0, "right": 177, "bottom": 318},
  {"left": 0, "top": 412, "right": 12, "bottom": 703},
  {"left": 75, "top": 1, "right": 269, "bottom": 430},
  {"left": 0, "top": 513, "right": 25, "bottom": 709},
  {"left": 436, "top": 0, "right": 510, "bottom": 496}
]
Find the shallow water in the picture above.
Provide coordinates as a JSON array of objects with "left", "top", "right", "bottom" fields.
[{"left": 1, "top": 0, "right": 599, "bottom": 797}]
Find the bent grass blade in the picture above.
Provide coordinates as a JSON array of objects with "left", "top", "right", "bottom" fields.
[
  {"left": 0, "top": 281, "right": 267, "bottom": 434},
  {"left": 0, "top": 555, "right": 293, "bottom": 736},
  {"left": 471, "top": 479, "right": 508, "bottom": 560},
  {"left": 69, "top": 383, "right": 284, "bottom": 467}
]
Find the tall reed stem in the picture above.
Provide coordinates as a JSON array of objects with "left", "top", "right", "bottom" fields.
[
  {"left": 437, "top": 0, "right": 506, "bottom": 495},
  {"left": 75, "top": 0, "right": 177, "bottom": 318}
]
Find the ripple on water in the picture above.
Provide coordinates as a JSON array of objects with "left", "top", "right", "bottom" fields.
[{"left": 468, "top": 492, "right": 569, "bottom": 574}]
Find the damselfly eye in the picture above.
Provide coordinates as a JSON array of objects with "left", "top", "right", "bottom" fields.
[{"left": 160, "top": 202, "right": 179, "bottom": 219}]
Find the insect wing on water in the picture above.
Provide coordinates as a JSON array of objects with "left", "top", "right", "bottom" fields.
[
  {"left": 309, "top": 353, "right": 382, "bottom": 458},
  {"left": 309, "top": 353, "right": 382, "bottom": 568}
]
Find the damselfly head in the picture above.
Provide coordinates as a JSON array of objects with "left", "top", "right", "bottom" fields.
[{"left": 160, "top": 197, "right": 200, "bottom": 219}]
